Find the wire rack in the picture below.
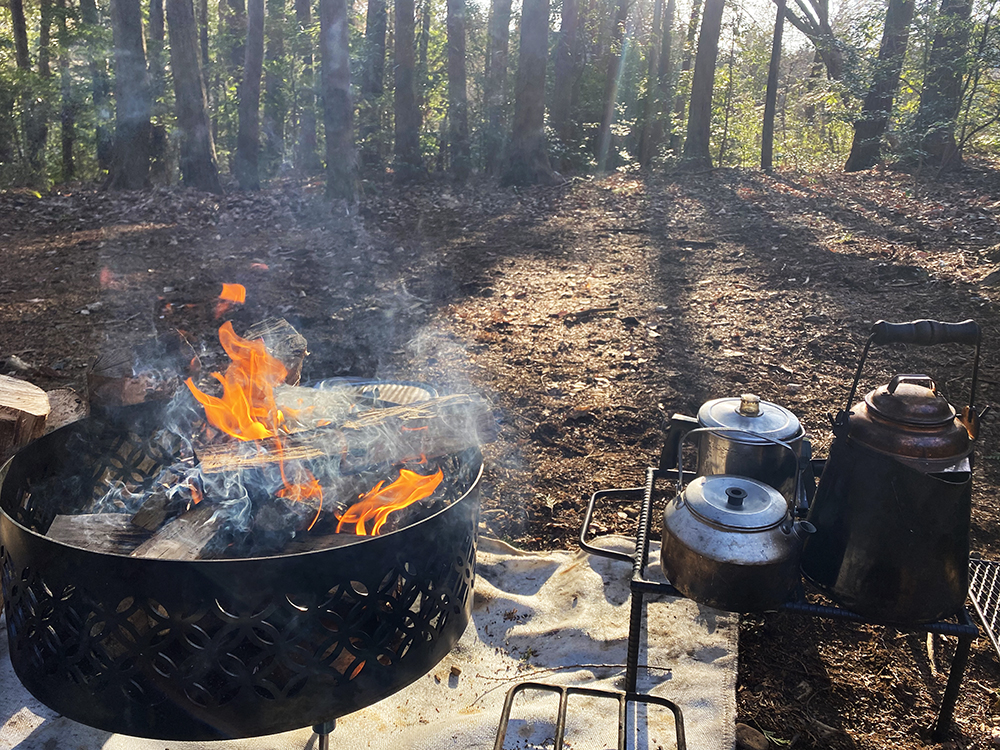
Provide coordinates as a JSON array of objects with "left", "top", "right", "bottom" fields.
[{"left": 970, "top": 558, "right": 1000, "bottom": 660}]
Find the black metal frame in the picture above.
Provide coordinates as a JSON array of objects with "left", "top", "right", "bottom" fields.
[
  {"left": 492, "top": 681, "right": 686, "bottom": 750},
  {"left": 0, "top": 406, "right": 483, "bottom": 741},
  {"left": 580, "top": 464, "right": 979, "bottom": 743}
]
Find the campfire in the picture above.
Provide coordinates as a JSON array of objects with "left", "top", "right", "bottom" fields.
[
  {"left": 0, "top": 286, "right": 493, "bottom": 740},
  {"left": 38, "top": 285, "right": 496, "bottom": 561}
]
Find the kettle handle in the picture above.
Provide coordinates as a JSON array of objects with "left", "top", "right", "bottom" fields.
[
  {"left": 675, "top": 427, "right": 800, "bottom": 512},
  {"left": 841, "top": 318, "right": 982, "bottom": 424}
]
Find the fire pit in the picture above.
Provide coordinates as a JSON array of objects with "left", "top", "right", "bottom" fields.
[{"left": 0, "top": 398, "right": 483, "bottom": 740}]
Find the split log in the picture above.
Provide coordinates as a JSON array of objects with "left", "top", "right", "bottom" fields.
[
  {"left": 0, "top": 374, "right": 50, "bottom": 463},
  {"left": 88, "top": 330, "right": 198, "bottom": 410},
  {"left": 196, "top": 393, "right": 497, "bottom": 474},
  {"left": 129, "top": 503, "right": 224, "bottom": 560},
  {"left": 44, "top": 388, "right": 89, "bottom": 433},
  {"left": 243, "top": 318, "right": 308, "bottom": 386},
  {"left": 281, "top": 531, "right": 362, "bottom": 555},
  {"left": 47, "top": 513, "right": 153, "bottom": 554}
]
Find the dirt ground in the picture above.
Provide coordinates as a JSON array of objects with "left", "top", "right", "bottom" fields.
[{"left": 3, "top": 162, "right": 1000, "bottom": 749}]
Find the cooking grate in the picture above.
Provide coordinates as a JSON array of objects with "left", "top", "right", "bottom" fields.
[{"left": 970, "top": 558, "right": 1000, "bottom": 660}]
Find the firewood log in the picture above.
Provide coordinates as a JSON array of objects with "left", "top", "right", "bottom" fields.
[
  {"left": 0, "top": 374, "right": 50, "bottom": 463},
  {"left": 87, "top": 330, "right": 198, "bottom": 410},
  {"left": 47, "top": 513, "right": 153, "bottom": 554},
  {"left": 195, "top": 393, "right": 496, "bottom": 474},
  {"left": 129, "top": 503, "right": 224, "bottom": 560}
]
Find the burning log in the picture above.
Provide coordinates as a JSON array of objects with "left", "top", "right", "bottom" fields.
[
  {"left": 0, "top": 374, "right": 50, "bottom": 463},
  {"left": 87, "top": 331, "right": 198, "bottom": 410},
  {"left": 129, "top": 503, "right": 225, "bottom": 560},
  {"left": 195, "top": 393, "right": 497, "bottom": 474},
  {"left": 242, "top": 318, "right": 307, "bottom": 386},
  {"left": 47, "top": 513, "right": 153, "bottom": 553}
]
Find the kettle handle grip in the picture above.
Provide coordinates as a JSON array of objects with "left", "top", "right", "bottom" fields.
[
  {"left": 842, "top": 318, "right": 982, "bottom": 421},
  {"left": 871, "top": 319, "right": 980, "bottom": 347}
]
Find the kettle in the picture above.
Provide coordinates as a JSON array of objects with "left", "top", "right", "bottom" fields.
[
  {"left": 662, "top": 393, "right": 806, "bottom": 505},
  {"left": 801, "top": 319, "right": 983, "bottom": 624},
  {"left": 662, "top": 428, "right": 815, "bottom": 612}
]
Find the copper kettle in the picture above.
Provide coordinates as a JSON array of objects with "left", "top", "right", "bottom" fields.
[{"left": 801, "top": 319, "right": 983, "bottom": 624}]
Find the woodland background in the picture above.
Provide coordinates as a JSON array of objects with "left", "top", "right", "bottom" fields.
[{"left": 0, "top": 0, "right": 999, "bottom": 194}]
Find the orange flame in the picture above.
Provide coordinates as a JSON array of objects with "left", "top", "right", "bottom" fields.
[
  {"left": 336, "top": 468, "right": 444, "bottom": 536},
  {"left": 185, "top": 321, "right": 287, "bottom": 440},
  {"left": 215, "top": 283, "right": 247, "bottom": 318}
]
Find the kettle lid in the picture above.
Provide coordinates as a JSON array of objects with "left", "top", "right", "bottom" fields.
[
  {"left": 698, "top": 394, "right": 802, "bottom": 444},
  {"left": 683, "top": 475, "right": 788, "bottom": 530},
  {"left": 865, "top": 375, "right": 956, "bottom": 426}
]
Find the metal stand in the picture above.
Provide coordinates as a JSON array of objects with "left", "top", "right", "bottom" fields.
[
  {"left": 580, "top": 465, "right": 979, "bottom": 742},
  {"left": 312, "top": 720, "right": 336, "bottom": 750}
]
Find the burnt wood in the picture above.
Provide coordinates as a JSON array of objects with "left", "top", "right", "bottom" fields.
[{"left": 196, "top": 393, "right": 497, "bottom": 474}]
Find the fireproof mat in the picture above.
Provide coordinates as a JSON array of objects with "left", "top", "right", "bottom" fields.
[{"left": 1, "top": 535, "right": 737, "bottom": 750}]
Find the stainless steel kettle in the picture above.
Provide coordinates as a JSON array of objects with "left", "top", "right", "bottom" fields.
[
  {"left": 662, "top": 428, "right": 814, "bottom": 612},
  {"left": 662, "top": 393, "right": 806, "bottom": 504},
  {"left": 801, "top": 319, "right": 983, "bottom": 624}
]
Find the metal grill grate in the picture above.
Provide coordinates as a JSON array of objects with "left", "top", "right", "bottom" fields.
[{"left": 970, "top": 558, "right": 1000, "bottom": 660}]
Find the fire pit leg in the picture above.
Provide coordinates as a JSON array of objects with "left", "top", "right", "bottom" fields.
[{"left": 312, "top": 720, "right": 336, "bottom": 750}]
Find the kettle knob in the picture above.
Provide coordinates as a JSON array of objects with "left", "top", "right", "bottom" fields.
[{"left": 738, "top": 394, "right": 761, "bottom": 417}]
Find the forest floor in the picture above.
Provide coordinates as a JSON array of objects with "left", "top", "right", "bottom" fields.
[{"left": 3, "top": 162, "right": 1000, "bottom": 749}]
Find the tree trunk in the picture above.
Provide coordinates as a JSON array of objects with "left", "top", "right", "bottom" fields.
[
  {"left": 58, "top": 0, "right": 75, "bottom": 181},
  {"left": 500, "top": 0, "right": 554, "bottom": 185},
  {"left": 910, "top": 0, "right": 974, "bottom": 171},
  {"left": 11, "top": 0, "right": 30, "bottom": 69},
  {"left": 636, "top": 0, "right": 663, "bottom": 168},
  {"left": 358, "top": 0, "right": 386, "bottom": 171},
  {"left": 482, "top": 0, "right": 512, "bottom": 175},
  {"left": 596, "top": 0, "right": 630, "bottom": 172},
  {"left": 679, "top": 0, "right": 724, "bottom": 170},
  {"left": 782, "top": 0, "right": 842, "bottom": 80},
  {"left": 166, "top": 0, "right": 223, "bottom": 192},
  {"left": 80, "top": 0, "right": 114, "bottom": 170},
  {"left": 447, "top": 0, "right": 470, "bottom": 181},
  {"left": 235, "top": 0, "right": 264, "bottom": 188},
  {"left": 107, "top": 0, "right": 152, "bottom": 189},
  {"left": 670, "top": 0, "right": 701, "bottom": 151},
  {"left": 417, "top": 0, "right": 431, "bottom": 116},
  {"left": 844, "top": 0, "right": 915, "bottom": 171},
  {"left": 262, "top": 0, "right": 286, "bottom": 174},
  {"left": 550, "top": 0, "right": 579, "bottom": 148},
  {"left": 393, "top": 0, "right": 423, "bottom": 179},
  {"left": 641, "top": 0, "right": 675, "bottom": 161},
  {"left": 761, "top": 0, "right": 785, "bottom": 172},
  {"left": 294, "top": 0, "right": 320, "bottom": 172},
  {"left": 319, "top": 0, "right": 355, "bottom": 200}
]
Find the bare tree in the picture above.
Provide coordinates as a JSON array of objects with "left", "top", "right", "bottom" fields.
[
  {"left": 844, "top": 0, "right": 915, "bottom": 171},
  {"left": 80, "top": 0, "right": 113, "bottom": 170},
  {"left": 501, "top": 0, "right": 555, "bottom": 184},
  {"left": 234, "top": 0, "right": 264, "bottom": 188},
  {"left": 319, "top": 0, "right": 355, "bottom": 199},
  {"left": 551, "top": 0, "right": 579, "bottom": 151},
  {"left": 637, "top": 0, "right": 664, "bottom": 167},
  {"left": 262, "top": 0, "right": 286, "bottom": 174},
  {"left": 166, "top": 0, "right": 223, "bottom": 192},
  {"left": 107, "top": 0, "right": 152, "bottom": 189}
]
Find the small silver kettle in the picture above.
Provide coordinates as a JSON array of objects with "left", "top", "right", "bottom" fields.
[{"left": 661, "top": 428, "right": 814, "bottom": 612}]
